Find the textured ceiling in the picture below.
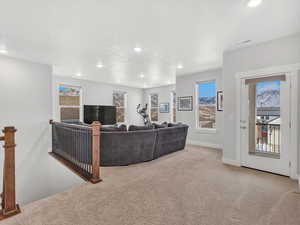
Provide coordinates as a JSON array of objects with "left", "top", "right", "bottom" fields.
[{"left": 0, "top": 0, "right": 299, "bottom": 88}]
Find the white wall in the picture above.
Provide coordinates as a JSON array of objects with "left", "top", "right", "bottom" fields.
[
  {"left": 176, "top": 69, "right": 223, "bottom": 149},
  {"left": 223, "top": 33, "right": 300, "bottom": 169},
  {"left": 0, "top": 58, "right": 144, "bottom": 206},
  {"left": 0, "top": 55, "right": 84, "bottom": 205},
  {"left": 143, "top": 85, "right": 175, "bottom": 123},
  {"left": 53, "top": 76, "right": 144, "bottom": 125}
]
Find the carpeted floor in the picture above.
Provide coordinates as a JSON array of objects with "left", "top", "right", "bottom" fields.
[{"left": 1, "top": 145, "right": 300, "bottom": 225}]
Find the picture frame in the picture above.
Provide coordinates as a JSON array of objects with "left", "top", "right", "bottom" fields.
[
  {"left": 178, "top": 96, "right": 193, "bottom": 111},
  {"left": 217, "top": 91, "right": 223, "bottom": 111},
  {"left": 159, "top": 103, "right": 170, "bottom": 113}
]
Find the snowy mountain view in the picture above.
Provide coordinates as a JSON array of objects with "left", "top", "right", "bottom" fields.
[
  {"left": 256, "top": 81, "right": 280, "bottom": 107},
  {"left": 199, "top": 96, "right": 216, "bottom": 105}
]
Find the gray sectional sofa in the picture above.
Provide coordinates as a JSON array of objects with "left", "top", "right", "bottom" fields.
[
  {"left": 52, "top": 121, "right": 188, "bottom": 167},
  {"left": 100, "top": 123, "right": 189, "bottom": 166}
]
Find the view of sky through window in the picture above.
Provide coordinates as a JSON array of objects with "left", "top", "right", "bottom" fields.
[{"left": 198, "top": 81, "right": 216, "bottom": 105}]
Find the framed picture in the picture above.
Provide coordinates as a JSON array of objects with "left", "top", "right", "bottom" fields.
[
  {"left": 159, "top": 103, "right": 170, "bottom": 113},
  {"left": 217, "top": 91, "right": 223, "bottom": 111},
  {"left": 178, "top": 96, "right": 193, "bottom": 111}
]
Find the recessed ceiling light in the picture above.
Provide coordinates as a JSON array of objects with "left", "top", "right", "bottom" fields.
[
  {"left": 96, "top": 63, "right": 103, "bottom": 68},
  {"left": 247, "top": 0, "right": 263, "bottom": 8},
  {"left": 167, "top": 80, "right": 171, "bottom": 84},
  {"left": 177, "top": 64, "right": 183, "bottom": 69},
  {"left": 143, "top": 83, "right": 147, "bottom": 88},
  {"left": 75, "top": 73, "right": 82, "bottom": 77},
  {"left": 134, "top": 47, "right": 142, "bottom": 53},
  {"left": 140, "top": 73, "right": 145, "bottom": 78},
  {"left": 0, "top": 48, "right": 7, "bottom": 54}
]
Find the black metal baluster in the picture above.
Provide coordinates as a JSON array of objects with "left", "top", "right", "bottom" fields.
[
  {"left": 269, "top": 125, "right": 272, "bottom": 153},
  {"left": 82, "top": 128, "right": 85, "bottom": 173},
  {"left": 278, "top": 125, "right": 280, "bottom": 154},
  {"left": 80, "top": 126, "right": 85, "bottom": 175},
  {"left": 74, "top": 127, "right": 76, "bottom": 166},
  {"left": 86, "top": 128, "right": 90, "bottom": 175},
  {"left": 90, "top": 128, "right": 92, "bottom": 176},
  {"left": 274, "top": 126, "right": 276, "bottom": 153}
]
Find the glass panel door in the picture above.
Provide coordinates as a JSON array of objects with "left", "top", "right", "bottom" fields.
[{"left": 240, "top": 75, "right": 290, "bottom": 176}]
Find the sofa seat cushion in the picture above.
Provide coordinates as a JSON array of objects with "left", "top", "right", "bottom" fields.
[{"left": 128, "top": 125, "right": 154, "bottom": 131}]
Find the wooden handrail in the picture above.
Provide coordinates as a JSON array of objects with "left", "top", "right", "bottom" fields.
[{"left": 0, "top": 127, "right": 21, "bottom": 220}]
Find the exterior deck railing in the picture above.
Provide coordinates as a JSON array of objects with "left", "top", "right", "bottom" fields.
[{"left": 256, "top": 123, "right": 280, "bottom": 154}]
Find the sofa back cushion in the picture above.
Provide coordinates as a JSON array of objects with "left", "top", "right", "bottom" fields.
[
  {"left": 152, "top": 123, "right": 168, "bottom": 129},
  {"left": 128, "top": 125, "right": 154, "bottom": 131},
  {"left": 168, "top": 122, "right": 183, "bottom": 127},
  {"left": 101, "top": 125, "right": 126, "bottom": 132},
  {"left": 118, "top": 124, "right": 128, "bottom": 131},
  {"left": 154, "top": 125, "right": 188, "bottom": 159},
  {"left": 100, "top": 130, "right": 157, "bottom": 166},
  {"left": 161, "top": 122, "right": 168, "bottom": 127}
]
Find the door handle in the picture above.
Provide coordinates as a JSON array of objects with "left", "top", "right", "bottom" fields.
[{"left": 240, "top": 126, "right": 247, "bottom": 129}]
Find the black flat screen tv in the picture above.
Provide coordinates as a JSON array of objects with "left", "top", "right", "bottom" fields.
[{"left": 84, "top": 105, "right": 116, "bottom": 125}]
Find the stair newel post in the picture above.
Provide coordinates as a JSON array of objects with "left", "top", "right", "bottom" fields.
[
  {"left": 91, "top": 122, "right": 102, "bottom": 184},
  {"left": 0, "top": 126, "right": 20, "bottom": 220}
]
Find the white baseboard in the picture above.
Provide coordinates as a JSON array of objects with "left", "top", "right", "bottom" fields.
[
  {"left": 187, "top": 140, "right": 222, "bottom": 149},
  {"left": 222, "top": 157, "right": 241, "bottom": 167},
  {"left": 290, "top": 170, "right": 298, "bottom": 180}
]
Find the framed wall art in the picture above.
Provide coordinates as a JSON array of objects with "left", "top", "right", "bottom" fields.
[
  {"left": 178, "top": 96, "right": 193, "bottom": 111},
  {"left": 217, "top": 91, "right": 223, "bottom": 111},
  {"left": 159, "top": 103, "right": 170, "bottom": 113}
]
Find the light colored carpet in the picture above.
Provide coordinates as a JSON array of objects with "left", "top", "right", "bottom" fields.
[{"left": 1, "top": 145, "right": 300, "bottom": 225}]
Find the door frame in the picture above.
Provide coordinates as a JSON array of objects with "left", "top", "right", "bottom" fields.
[{"left": 235, "top": 63, "right": 299, "bottom": 179}]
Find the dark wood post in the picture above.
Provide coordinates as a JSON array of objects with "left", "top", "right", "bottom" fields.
[
  {"left": 0, "top": 127, "right": 20, "bottom": 220},
  {"left": 90, "top": 122, "right": 102, "bottom": 184}
]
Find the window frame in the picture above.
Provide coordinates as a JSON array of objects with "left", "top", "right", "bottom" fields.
[
  {"left": 58, "top": 84, "right": 83, "bottom": 123},
  {"left": 170, "top": 91, "right": 176, "bottom": 123},
  {"left": 113, "top": 91, "right": 127, "bottom": 124},
  {"left": 149, "top": 93, "right": 159, "bottom": 122},
  {"left": 195, "top": 79, "right": 217, "bottom": 133}
]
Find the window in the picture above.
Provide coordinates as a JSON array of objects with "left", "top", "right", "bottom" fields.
[
  {"left": 113, "top": 91, "right": 127, "bottom": 123},
  {"left": 150, "top": 94, "right": 158, "bottom": 121},
  {"left": 196, "top": 81, "right": 216, "bottom": 129},
  {"left": 171, "top": 91, "right": 176, "bottom": 122},
  {"left": 59, "top": 85, "right": 82, "bottom": 123}
]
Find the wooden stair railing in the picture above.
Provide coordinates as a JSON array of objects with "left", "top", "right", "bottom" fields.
[
  {"left": 49, "top": 120, "right": 102, "bottom": 184},
  {"left": 91, "top": 122, "right": 101, "bottom": 184},
  {"left": 0, "top": 127, "right": 21, "bottom": 220}
]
